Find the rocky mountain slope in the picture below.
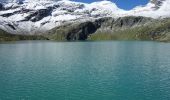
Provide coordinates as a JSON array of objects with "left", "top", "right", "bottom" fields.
[
  {"left": 89, "top": 18, "right": 170, "bottom": 42},
  {"left": 46, "top": 16, "right": 170, "bottom": 42},
  {"left": 0, "top": 0, "right": 170, "bottom": 35},
  {"left": 1, "top": 16, "right": 170, "bottom": 42},
  {"left": 46, "top": 16, "right": 152, "bottom": 40},
  {"left": 0, "top": 0, "right": 170, "bottom": 42}
]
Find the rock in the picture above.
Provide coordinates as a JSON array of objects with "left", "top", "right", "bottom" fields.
[
  {"left": 112, "top": 16, "right": 151, "bottom": 27},
  {"left": 1, "top": 10, "right": 21, "bottom": 17},
  {"left": 66, "top": 21, "right": 98, "bottom": 40},
  {"left": 22, "top": 7, "right": 53, "bottom": 22},
  {"left": 48, "top": 21, "right": 99, "bottom": 40},
  {"left": 0, "top": 3, "right": 4, "bottom": 10},
  {"left": 150, "top": 0, "right": 165, "bottom": 10}
]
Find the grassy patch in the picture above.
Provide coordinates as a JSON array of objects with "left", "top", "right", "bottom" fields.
[{"left": 0, "top": 30, "right": 48, "bottom": 42}]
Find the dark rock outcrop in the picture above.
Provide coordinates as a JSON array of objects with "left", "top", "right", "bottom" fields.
[
  {"left": 48, "top": 21, "right": 100, "bottom": 40},
  {"left": 66, "top": 22, "right": 98, "bottom": 40},
  {"left": 0, "top": 10, "right": 21, "bottom": 17},
  {"left": 22, "top": 7, "right": 53, "bottom": 22},
  {"left": 151, "top": 0, "right": 165, "bottom": 10},
  {"left": 6, "top": 24, "right": 16, "bottom": 30},
  {"left": 0, "top": 3, "right": 4, "bottom": 10}
]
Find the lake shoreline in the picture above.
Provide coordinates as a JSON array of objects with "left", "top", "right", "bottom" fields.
[{"left": 0, "top": 39, "right": 169, "bottom": 44}]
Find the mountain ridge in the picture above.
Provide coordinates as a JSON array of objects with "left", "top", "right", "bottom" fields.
[{"left": 0, "top": 0, "right": 170, "bottom": 35}]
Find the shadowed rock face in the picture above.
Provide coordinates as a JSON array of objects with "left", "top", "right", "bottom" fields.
[
  {"left": 150, "top": 0, "right": 165, "bottom": 9},
  {"left": 48, "top": 21, "right": 100, "bottom": 40},
  {"left": 66, "top": 22, "right": 98, "bottom": 40},
  {"left": 47, "top": 16, "right": 152, "bottom": 40},
  {"left": 0, "top": 3, "right": 4, "bottom": 10},
  {"left": 21, "top": 7, "right": 53, "bottom": 22}
]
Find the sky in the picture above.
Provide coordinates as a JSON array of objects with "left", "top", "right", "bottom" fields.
[
  {"left": 0, "top": 0, "right": 150, "bottom": 10},
  {"left": 74, "top": 0, "right": 149, "bottom": 10}
]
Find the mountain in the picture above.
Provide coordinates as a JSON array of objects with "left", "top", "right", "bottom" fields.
[
  {"left": 125, "top": 0, "right": 170, "bottom": 18},
  {"left": 0, "top": 0, "right": 125, "bottom": 34},
  {"left": 151, "top": 0, "right": 165, "bottom": 9},
  {"left": 0, "top": 0, "right": 170, "bottom": 36}
]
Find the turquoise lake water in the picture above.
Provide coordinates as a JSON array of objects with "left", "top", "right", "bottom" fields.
[{"left": 0, "top": 41, "right": 170, "bottom": 100}]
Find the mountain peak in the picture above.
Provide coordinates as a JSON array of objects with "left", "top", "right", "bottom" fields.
[{"left": 150, "top": 0, "right": 165, "bottom": 9}]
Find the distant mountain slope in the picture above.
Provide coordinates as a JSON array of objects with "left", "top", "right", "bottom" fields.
[
  {"left": 1, "top": 16, "right": 170, "bottom": 42},
  {"left": 46, "top": 16, "right": 170, "bottom": 42},
  {"left": 0, "top": 29, "right": 47, "bottom": 41},
  {"left": 89, "top": 18, "right": 170, "bottom": 42},
  {"left": 0, "top": 0, "right": 170, "bottom": 34}
]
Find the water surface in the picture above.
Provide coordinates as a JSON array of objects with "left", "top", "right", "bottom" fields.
[{"left": 0, "top": 41, "right": 170, "bottom": 100}]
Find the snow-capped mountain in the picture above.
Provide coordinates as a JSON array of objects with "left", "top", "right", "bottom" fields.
[
  {"left": 0, "top": 0, "right": 125, "bottom": 34},
  {"left": 0, "top": 0, "right": 169, "bottom": 34},
  {"left": 125, "top": 0, "right": 170, "bottom": 18}
]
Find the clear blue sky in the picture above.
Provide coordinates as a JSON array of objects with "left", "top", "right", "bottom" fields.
[{"left": 73, "top": 0, "right": 149, "bottom": 10}]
